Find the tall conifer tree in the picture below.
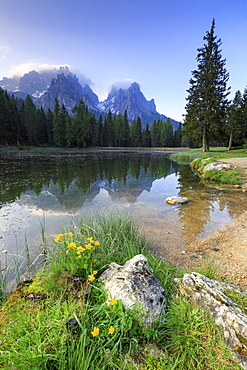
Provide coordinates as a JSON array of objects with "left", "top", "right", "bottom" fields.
[{"left": 184, "top": 19, "right": 230, "bottom": 152}]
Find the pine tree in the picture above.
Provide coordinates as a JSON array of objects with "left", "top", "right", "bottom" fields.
[
  {"left": 150, "top": 119, "right": 159, "bottom": 147},
  {"left": 226, "top": 90, "right": 243, "bottom": 150},
  {"left": 36, "top": 107, "right": 47, "bottom": 145},
  {"left": 184, "top": 19, "right": 230, "bottom": 152},
  {"left": 24, "top": 95, "right": 38, "bottom": 145},
  {"left": 142, "top": 122, "right": 151, "bottom": 147},
  {"left": 53, "top": 98, "right": 62, "bottom": 147},
  {"left": 173, "top": 122, "right": 182, "bottom": 147},
  {"left": 46, "top": 109, "right": 54, "bottom": 145},
  {"left": 130, "top": 117, "right": 142, "bottom": 147}
]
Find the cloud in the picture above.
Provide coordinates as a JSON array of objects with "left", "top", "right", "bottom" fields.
[
  {"left": 9, "top": 62, "right": 69, "bottom": 77},
  {"left": 0, "top": 45, "right": 10, "bottom": 60},
  {"left": 111, "top": 79, "right": 135, "bottom": 90},
  {"left": 8, "top": 62, "right": 93, "bottom": 86}
]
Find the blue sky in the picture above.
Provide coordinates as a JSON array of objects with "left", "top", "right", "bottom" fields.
[{"left": 0, "top": 0, "right": 247, "bottom": 122}]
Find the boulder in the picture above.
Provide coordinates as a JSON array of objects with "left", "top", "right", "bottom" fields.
[
  {"left": 176, "top": 272, "right": 247, "bottom": 369},
  {"left": 165, "top": 196, "right": 189, "bottom": 205},
  {"left": 203, "top": 162, "right": 235, "bottom": 172},
  {"left": 99, "top": 254, "right": 166, "bottom": 325}
]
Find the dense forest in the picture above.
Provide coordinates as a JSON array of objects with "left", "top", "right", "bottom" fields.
[{"left": 0, "top": 88, "right": 182, "bottom": 148}]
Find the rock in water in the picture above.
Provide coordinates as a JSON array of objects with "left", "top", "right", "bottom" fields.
[
  {"left": 99, "top": 254, "right": 166, "bottom": 325},
  {"left": 176, "top": 272, "right": 247, "bottom": 369},
  {"left": 165, "top": 196, "right": 189, "bottom": 205}
]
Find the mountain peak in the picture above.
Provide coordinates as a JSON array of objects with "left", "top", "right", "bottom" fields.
[{"left": 0, "top": 67, "right": 179, "bottom": 129}]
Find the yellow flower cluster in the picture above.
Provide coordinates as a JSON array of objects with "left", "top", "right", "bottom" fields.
[
  {"left": 91, "top": 298, "right": 117, "bottom": 337},
  {"left": 87, "top": 270, "right": 98, "bottom": 282},
  {"left": 91, "top": 325, "right": 115, "bottom": 337},
  {"left": 54, "top": 233, "right": 100, "bottom": 257},
  {"left": 54, "top": 232, "right": 74, "bottom": 243}
]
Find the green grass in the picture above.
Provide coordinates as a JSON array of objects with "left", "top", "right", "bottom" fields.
[
  {"left": 0, "top": 213, "right": 242, "bottom": 369},
  {"left": 170, "top": 147, "right": 247, "bottom": 184}
]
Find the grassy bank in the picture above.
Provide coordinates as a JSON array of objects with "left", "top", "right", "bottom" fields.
[
  {"left": 0, "top": 214, "right": 241, "bottom": 369},
  {"left": 170, "top": 147, "right": 247, "bottom": 185}
]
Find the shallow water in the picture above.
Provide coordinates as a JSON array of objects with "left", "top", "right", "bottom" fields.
[{"left": 1, "top": 149, "right": 247, "bottom": 276}]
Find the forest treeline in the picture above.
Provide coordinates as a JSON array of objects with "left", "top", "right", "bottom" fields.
[{"left": 0, "top": 88, "right": 182, "bottom": 148}]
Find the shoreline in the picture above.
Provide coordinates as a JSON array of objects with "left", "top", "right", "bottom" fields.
[{"left": 171, "top": 157, "right": 247, "bottom": 287}]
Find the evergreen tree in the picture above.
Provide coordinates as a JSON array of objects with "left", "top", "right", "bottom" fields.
[
  {"left": 0, "top": 89, "right": 21, "bottom": 145},
  {"left": 150, "top": 119, "right": 159, "bottom": 147},
  {"left": 160, "top": 119, "right": 174, "bottom": 147},
  {"left": 36, "top": 107, "right": 47, "bottom": 145},
  {"left": 24, "top": 95, "right": 38, "bottom": 145},
  {"left": 226, "top": 90, "right": 243, "bottom": 150},
  {"left": 65, "top": 115, "right": 74, "bottom": 147},
  {"left": 142, "top": 122, "right": 150, "bottom": 147},
  {"left": 173, "top": 122, "right": 182, "bottom": 147},
  {"left": 130, "top": 117, "right": 142, "bottom": 147},
  {"left": 105, "top": 110, "right": 114, "bottom": 146},
  {"left": 89, "top": 113, "right": 98, "bottom": 147},
  {"left": 46, "top": 109, "right": 54, "bottom": 145},
  {"left": 241, "top": 88, "right": 247, "bottom": 144},
  {"left": 53, "top": 98, "right": 62, "bottom": 147},
  {"left": 123, "top": 110, "right": 130, "bottom": 147},
  {"left": 72, "top": 100, "right": 90, "bottom": 148},
  {"left": 98, "top": 114, "right": 103, "bottom": 147},
  {"left": 183, "top": 19, "right": 230, "bottom": 152}
]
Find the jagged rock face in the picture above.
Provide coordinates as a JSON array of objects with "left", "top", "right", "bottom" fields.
[
  {"left": 99, "top": 254, "right": 166, "bottom": 325},
  {"left": 40, "top": 73, "right": 98, "bottom": 113},
  {"left": 176, "top": 272, "right": 247, "bottom": 369},
  {"left": 19, "top": 70, "right": 57, "bottom": 97},
  {"left": 0, "top": 66, "right": 179, "bottom": 128},
  {"left": 0, "top": 76, "right": 20, "bottom": 91},
  {"left": 98, "top": 82, "right": 167, "bottom": 127}
]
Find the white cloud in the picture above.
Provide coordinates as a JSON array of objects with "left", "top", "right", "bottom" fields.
[
  {"left": 8, "top": 62, "right": 71, "bottom": 77},
  {"left": 0, "top": 45, "right": 10, "bottom": 60},
  {"left": 7, "top": 62, "right": 94, "bottom": 86},
  {"left": 111, "top": 79, "right": 135, "bottom": 90}
]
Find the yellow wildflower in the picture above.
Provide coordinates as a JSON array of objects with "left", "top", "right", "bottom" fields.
[
  {"left": 93, "top": 259, "right": 97, "bottom": 263},
  {"left": 109, "top": 298, "right": 117, "bottom": 305},
  {"left": 108, "top": 326, "right": 115, "bottom": 335},
  {"left": 54, "top": 234, "right": 62, "bottom": 242},
  {"left": 77, "top": 246, "right": 85, "bottom": 254},
  {"left": 93, "top": 270, "right": 98, "bottom": 275},
  {"left": 88, "top": 274, "right": 95, "bottom": 282},
  {"left": 67, "top": 232, "right": 73, "bottom": 237},
  {"left": 91, "top": 327, "right": 99, "bottom": 337},
  {"left": 86, "top": 237, "right": 94, "bottom": 242},
  {"left": 68, "top": 242, "right": 76, "bottom": 248},
  {"left": 85, "top": 243, "right": 93, "bottom": 250},
  {"left": 94, "top": 240, "right": 100, "bottom": 246}
]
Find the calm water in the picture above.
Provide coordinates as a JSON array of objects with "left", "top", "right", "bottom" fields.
[{"left": 1, "top": 149, "right": 247, "bottom": 273}]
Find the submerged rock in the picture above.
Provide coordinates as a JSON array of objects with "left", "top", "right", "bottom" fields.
[
  {"left": 165, "top": 196, "right": 189, "bottom": 205},
  {"left": 176, "top": 272, "right": 247, "bottom": 369},
  {"left": 99, "top": 254, "right": 166, "bottom": 325}
]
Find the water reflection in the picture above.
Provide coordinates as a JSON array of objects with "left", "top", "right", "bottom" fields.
[{"left": 1, "top": 150, "right": 247, "bottom": 267}]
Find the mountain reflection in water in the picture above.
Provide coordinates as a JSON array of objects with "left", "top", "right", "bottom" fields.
[{"left": 1, "top": 150, "right": 247, "bottom": 268}]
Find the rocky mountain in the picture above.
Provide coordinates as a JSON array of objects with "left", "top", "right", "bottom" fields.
[
  {"left": 39, "top": 73, "right": 99, "bottom": 113},
  {"left": 0, "top": 66, "right": 179, "bottom": 128},
  {"left": 98, "top": 82, "right": 178, "bottom": 128}
]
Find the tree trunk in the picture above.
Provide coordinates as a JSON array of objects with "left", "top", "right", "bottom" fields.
[
  {"left": 202, "top": 124, "right": 209, "bottom": 152},
  {"left": 228, "top": 132, "right": 233, "bottom": 151}
]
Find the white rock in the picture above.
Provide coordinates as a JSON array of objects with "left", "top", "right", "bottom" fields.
[
  {"left": 165, "top": 196, "right": 189, "bottom": 205},
  {"left": 176, "top": 272, "right": 247, "bottom": 369},
  {"left": 99, "top": 254, "right": 166, "bottom": 325},
  {"left": 203, "top": 162, "right": 235, "bottom": 172}
]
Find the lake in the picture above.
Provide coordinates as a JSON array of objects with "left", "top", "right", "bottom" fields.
[{"left": 1, "top": 149, "right": 247, "bottom": 280}]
